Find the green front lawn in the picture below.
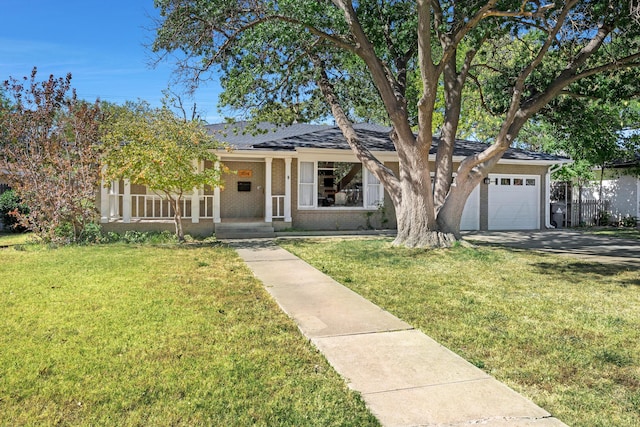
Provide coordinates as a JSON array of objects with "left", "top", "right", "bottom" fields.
[
  {"left": 279, "top": 238, "right": 640, "bottom": 427},
  {"left": 0, "top": 242, "right": 379, "bottom": 426},
  {"left": 0, "top": 232, "right": 35, "bottom": 246},
  {"left": 588, "top": 227, "right": 640, "bottom": 240}
]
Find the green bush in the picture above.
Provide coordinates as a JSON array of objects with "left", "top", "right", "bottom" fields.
[
  {"left": 621, "top": 216, "right": 638, "bottom": 228},
  {"left": 79, "top": 222, "right": 104, "bottom": 244},
  {"left": 53, "top": 222, "right": 100, "bottom": 245},
  {"left": 595, "top": 209, "right": 611, "bottom": 226},
  {"left": 0, "top": 190, "right": 28, "bottom": 232},
  {"left": 100, "top": 230, "right": 178, "bottom": 244}
]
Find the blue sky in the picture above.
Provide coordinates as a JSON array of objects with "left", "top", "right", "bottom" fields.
[{"left": 0, "top": 0, "right": 224, "bottom": 122}]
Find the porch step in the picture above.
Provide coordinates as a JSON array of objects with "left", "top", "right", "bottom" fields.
[{"left": 214, "top": 222, "right": 276, "bottom": 239}]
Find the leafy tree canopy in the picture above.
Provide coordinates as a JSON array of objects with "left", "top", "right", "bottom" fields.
[
  {"left": 152, "top": 0, "right": 640, "bottom": 247},
  {"left": 0, "top": 68, "right": 103, "bottom": 243}
]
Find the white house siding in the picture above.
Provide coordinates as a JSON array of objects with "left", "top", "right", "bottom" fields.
[
  {"left": 583, "top": 175, "right": 640, "bottom": 220},
  {"left": 460, "top": 185, "right": 480, "bottom": 230}
]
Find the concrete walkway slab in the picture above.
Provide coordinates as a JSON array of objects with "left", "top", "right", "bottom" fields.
[
  {"left": 236, "top": 240, "right": 411, "bottom": 337},
  {"left": 232, "top": 239, "right": 568, "bottom": 427},
  {"left": 266, "top": 280, "right": 412, "bottom": 337},
  {"left": 363, "top": 381, "right": 565, "bottom": 427},
  {"left": 312, "top": 330, "right": 490, "bottom": 394}
]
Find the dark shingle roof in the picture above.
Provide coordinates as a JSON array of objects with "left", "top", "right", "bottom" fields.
[
  {"left": 206, "top": 122, "right": 332, "bottom": 148},
  {"left": 208, "top": 122, "right": 567, "bottom": 163},
  {"left": 607, "top": 153, "right": 640, "bottom": 168}
]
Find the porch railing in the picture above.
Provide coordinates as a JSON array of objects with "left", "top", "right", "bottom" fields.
[
  {"left": 107, "top": 193, "right": 215, "bottom": 220},
  {"left": 133, "top": 194, "right": 188, "bottom": 219},
  {"left": 199, "top": 196, "right": 215, "bottom": 219},
  {"left": 272, "top": 195, "right": 285, "bottom": 219}
]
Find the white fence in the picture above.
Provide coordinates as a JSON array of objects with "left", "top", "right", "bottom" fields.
[
  {"left": 570, "top": 199, "right": 611, "bottom": 227},
  {"left": 551, "top": 182, "right": 615, "bottom": 227}
]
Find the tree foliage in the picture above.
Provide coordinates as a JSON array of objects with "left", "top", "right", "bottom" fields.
[
  {"left": 0, "top": 190, "right": 29, "bottom": 232},
  {"left": 0, "top": 69, "right": 103, "bottom": 243},
  {"left": 152, "top": 0, "right": 640, "bottom": 247},
  {"left": 101, "top": 102, "right": 226, "bottom": 241}
]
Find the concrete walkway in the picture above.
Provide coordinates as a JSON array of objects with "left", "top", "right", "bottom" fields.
[{"left": 233, "top": 240, "right": 567, "bottom": 427}]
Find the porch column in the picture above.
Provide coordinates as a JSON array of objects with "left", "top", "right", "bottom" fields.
[
  {"left": 191, "top": 190, "right": 200, "bottom": 223},
  {"left": 265, "top": 157, "right": 273, "bottom": 223},
  {"left": 123, "top": 179, "right": 131, "bottom": 223},
  {"left": 191, "top": 160, "right": 200, "bottom": 224},
  {"left": 213, "top": 161, "right": 221, "bottom": 223},
  {"left": 100, "top": 166, "right": 109, "bottom": 223},
  {"left": 284, "top": 157, "right": 292, "bottom": 222},
  {"left": 109, "top": 181, "right": 118, "bottom": 218}
]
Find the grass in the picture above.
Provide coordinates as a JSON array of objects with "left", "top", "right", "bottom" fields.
[
  {"left": 279, "top": 237, "right": 640, "bottom": 427},
  {"left": 587, "top": 227, "right": 640, "bottom": 240},
  {"left": 0, "top": 232, "right": 36, "bottom": 246},
  {"left": 0, "top": 241, "right": 379, "bottom": 426}
]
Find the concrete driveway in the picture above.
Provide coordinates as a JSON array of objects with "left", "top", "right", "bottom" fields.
[{"left": 463, "top": 229, "right": 640, "bottom": 267}]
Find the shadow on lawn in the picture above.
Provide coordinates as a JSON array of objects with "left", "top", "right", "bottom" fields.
[{"left": 532, "top": 260, "right": 640, "bottom": 287}]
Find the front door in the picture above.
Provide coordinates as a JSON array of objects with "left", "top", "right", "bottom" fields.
[{"left": 220, "top": 161, "right": 265, "bottom": 219}]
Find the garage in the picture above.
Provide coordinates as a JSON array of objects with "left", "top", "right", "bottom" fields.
[
  {"left": 488, "top": 174, "right": 539, "bottom": 230},
  {"left": 460, "top": 185, "right": 480, "bottom": 230}
]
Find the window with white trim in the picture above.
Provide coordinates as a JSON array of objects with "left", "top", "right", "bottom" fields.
[
  {"left": 299, "top": 161, "right": 315, "bottom": 207},
  {"left": 365, "top": 170, "right": 383, "bottom": 208},
  {"left": 298, "top": 161, "right": 383, "bottom": 209}
]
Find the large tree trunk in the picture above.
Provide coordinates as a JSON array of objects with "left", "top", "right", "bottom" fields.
[
  {"left": 393, "top": 203, "right": 458, "bottom": 248},
  {"left": 392, "top": 171, "right": 481, "bottom": 248},
  {"left": 437, "top": 173, "right": 483, "bottom": 238},
  {"left": 391, "top": 152, "right": 458, "bottom": 248}
]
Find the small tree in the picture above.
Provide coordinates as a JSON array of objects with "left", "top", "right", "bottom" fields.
[
  {"left": 0, "top": 68, "right": 103, "bottom": 243},
  {"left": 101, "top": 102, "right": 226, "bottom": 241}
]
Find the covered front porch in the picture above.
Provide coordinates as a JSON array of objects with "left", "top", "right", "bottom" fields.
[{"left": 99, "top": 155, "right": 294, "bottom": 235}]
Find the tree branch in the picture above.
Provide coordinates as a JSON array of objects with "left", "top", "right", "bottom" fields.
[
  {"left": 309, "top": 53, "right": 401, "bottom": 204},
  {"left": 332, "top": 0, "right": 414, "bottom": 143},
  {"left": 439, "top": 0, "right": 499, "bottom": 71},
  {"left": 416, "top": 0, "right": 438, "bottom": 151},
  {"left": 467, "top": 72, "right": 492, "bottom": 111}
]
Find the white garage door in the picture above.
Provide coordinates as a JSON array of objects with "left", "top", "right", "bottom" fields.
[
  {"left": 488, "top": 174, "right": 539, "bottom": 230},
  {"left": 460, "top": 185, "right": 480, "bottom": 230}
]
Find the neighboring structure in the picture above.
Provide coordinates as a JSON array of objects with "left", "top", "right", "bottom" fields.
[
  {"left": 99, "top": 123, "right": 568, "bottom": 237},
  {"left": 580, "top": 154, "right": 640, "bottom": 225}
]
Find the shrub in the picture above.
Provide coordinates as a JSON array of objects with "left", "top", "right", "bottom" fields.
[
  {"left": 0, "top": 190, "right": 28, "bottom": 232},
  {"left": 100, "top": 230, "right": 178, "bottom": 245},
  {"left": 595, "top": 210, "right": 611, "bottom": 226},
  {"left": 621, "top": 216, "right": 638, "bottom": 228}
]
